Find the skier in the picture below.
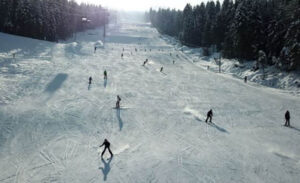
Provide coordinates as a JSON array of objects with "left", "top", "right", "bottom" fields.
[
  {"left": 99, "top": 139, "right": 113, "bottom": 158},
  {"left": 89, "top": 76, "right": 92, "bottom": 85},
  {"left": 160, "top": 67, "right": 163, "bottom": 72},
  {"left": 94, "top": 46, "right": 97, "bottom": 53},
  {"left": 143, "top": 59, "right": 148, "bottom": 66},
  {"left": 116, "top": 95, "right": 121, "bottom": 108},
  {"left": 104, "top": 70, "right": 107, "bottom": 80},
  {"left": 121, "top": 53, "right": 123, "bottom": 58},
  {"left": 244, "top": 76, "right": 247, "bottom": 83},
  {"left": 173, "top": 60, "right": 175, "bottom": 64},
  {"left": 284, "top": 110, "right": 290, "bottom": 127},
  {"left": 205, "top": 109, "right": 213, "bottom": 123}
]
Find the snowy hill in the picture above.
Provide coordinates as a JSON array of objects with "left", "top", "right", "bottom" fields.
[{"left": 0, "top": 22, "right": 300, "bottom": 183}]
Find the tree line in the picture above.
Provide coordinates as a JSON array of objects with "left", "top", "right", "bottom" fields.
[
  {"left": 149, "top": 0, "right": 300, "bottom": 71},
  {"left": 0, "top": 0, "right": 108, "bottom": 42}
]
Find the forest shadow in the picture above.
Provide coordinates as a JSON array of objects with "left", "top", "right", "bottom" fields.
[{"left": 44, "top": 73, "right": 68, "bottom": 93}]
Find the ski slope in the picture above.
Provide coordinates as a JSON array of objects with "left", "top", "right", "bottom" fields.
[{"left": 0, "top": 22, "right": 300, "bottom": 183}]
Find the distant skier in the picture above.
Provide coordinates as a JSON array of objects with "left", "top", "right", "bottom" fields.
[
  {"left": 89, "top": 76, "right": 92, "bottom": 85},
  {"left": 205, "top": 109, "right": 213, "bottom": 123},
  {"left": 173, "top": 60, "right": 175, "bottom": 64},
  {"left": 94, "top": 46, "right": 97, "bottom": 53},
  {"left": 99, "top": 139, "right": 113, "bottom": 158},
  {"left": 143, "top": 59, "right": 148, "bottom": 66},
  {"left": 160, "top": 67, "right": 163, "bottom": 72},
  {"left": 104, "top": 70, "right": 107, "bottom": 80},
  {"left": 116, "top": 95, "right": 121, "bottom": 108},
  {"left": 284, "top": 110, "right": 290, "bottom": 127},
  {"left": 244, "top": 76, "right": 247, "bottom": 83},
  {"left": 121, "top": 53, "right": 123, "bottom": 58}
]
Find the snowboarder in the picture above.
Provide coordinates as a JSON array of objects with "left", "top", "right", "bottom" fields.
[
  {"left": 116, "top": 95, "right": 121, "bottom": 108},
  {"left": 143, "top": 59, "right": 148, "bottom": 66},
  {"left": 99, "top": 139, "right": 113, "bottom": 158},
  {"left": 244, "top": 76, "right": 247, "bottom": 83},
  {"left": 284, "top": 110, "right": 290, "bottom": 127},
  {"left": 205, "top": 109, "right": 213, "bottom": 123},
  {"left": 104, "top": 70, "right": 107, "bottom": 80},
  {"left": 89, "top": 76, "right": 92, "bottom": 85},
  {"left": 160, "top": 67, "right": 163, "bottom": 72}
]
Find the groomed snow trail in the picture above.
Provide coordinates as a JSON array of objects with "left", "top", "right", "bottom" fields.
[{"left": 0, "top": 22, "right": 300, "bottom": 183}]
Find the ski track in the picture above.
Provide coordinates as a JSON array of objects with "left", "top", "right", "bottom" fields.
[{"left": 0, "top": 22, "right": 300, "bottom": 182}]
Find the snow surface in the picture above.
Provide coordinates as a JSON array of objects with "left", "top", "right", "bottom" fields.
[
  {"left": 0, "top": 21, "right": 300, "bottom": 183},
  {"left": 160, "top": 35, "right": 300, "bottom": 96}
]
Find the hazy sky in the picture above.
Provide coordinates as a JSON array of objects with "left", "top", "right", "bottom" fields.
[{"left": 75, "top": 0, "right": 220, "bottom": 11}]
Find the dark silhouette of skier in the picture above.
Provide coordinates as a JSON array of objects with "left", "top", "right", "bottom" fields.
[
  {"left": 284, "top": 110, "right": 290, "bottom": 127},
  {"left": 99, "top": 139, "right": 113, "bottom": 158},
  {"left": 104, "top": 70, "right": 107, "bottom": 80},
  {"left": 160, "top": 67, "right": 163, "bottom": 72},
  {"left": 121, "top": 53, "right": 123, "bottom": 58},
  {"left": 143, "top": 59, "right": 148, "bottom": 66},
  {"left": 94, "top": 46, "right": 97, "bottom": 53},
  {"left": 205, "top": 109, "right": 213, "bottom": 123},
  {"left": 89, "top": 76, "right": 92, "bottom": 85},
  {"left": 244, "top": 76, "right": 247, "bottom": 83},
  {"left": 116, "top": 95, "right": 121, "bottom": 108}
]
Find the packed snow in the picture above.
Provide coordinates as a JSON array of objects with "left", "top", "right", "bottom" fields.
[{"left": 0, "top": 21, "right": 300, "bottom": 183}]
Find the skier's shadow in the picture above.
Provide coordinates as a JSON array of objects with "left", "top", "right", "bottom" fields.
[
  {"left": 208, "top": 122, "right": 229, "bottom": 133},
  {"left": 99, "top": 157, "right": 113, "bottom": 181},
  {"left": 104, "top": 79, "right": 107, "bottom": 88},
  {"left": 116, "top": 109, "right": 123, "bottom": 131}
]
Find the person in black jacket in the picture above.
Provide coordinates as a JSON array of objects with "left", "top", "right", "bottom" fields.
[
  {"left": 205, "top": 109, "right": 213, "bottom": 123},
  {"left": 104, "top": 70, "right": 107, "bottom": 80},
  {"left": 284, "top": 110, "right": 290, "bottom": 127},
  {"left": 89, "top": 76, "right": 92, "bottom": 85},
  {"left": 116, "top": 95, "right": 121, "bottom": 108},
  {"left": 100, "top": 139, "right": 113, "bottom": 158}
]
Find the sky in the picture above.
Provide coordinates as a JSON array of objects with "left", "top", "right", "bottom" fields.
[{"left": 75, "top": 0, "right": 220, "bottom": 11}]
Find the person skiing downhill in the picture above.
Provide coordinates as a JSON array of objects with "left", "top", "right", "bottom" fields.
[
  {"left": 116, "top": 95, "right": 121, "bottom": 108},
  {"left": 99, "top": 139, "right": 113, "bottom": 158},
  {"left": 244, "top": 76, "right": 247, "bottom": 83},
  {"left": 89, "top": 77, "right": 92, "bottom": 85},
  {"left": 284, "top": 110, "right": 290, "bottom": 127},
  {"left": 121, "top": 53, "right": 123, "bottom": 58},
  {"left": 104, "top": 70, "right": 107, "bottom": 80},
  {"left": 205, "top": 109, "right": 213, "bottom": 123},
  {"left": 143, "top": 59, "right": 148, "bottom": 66},
  {"left": 160, "top": 67, "right": 163, "bottom": 72}
]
